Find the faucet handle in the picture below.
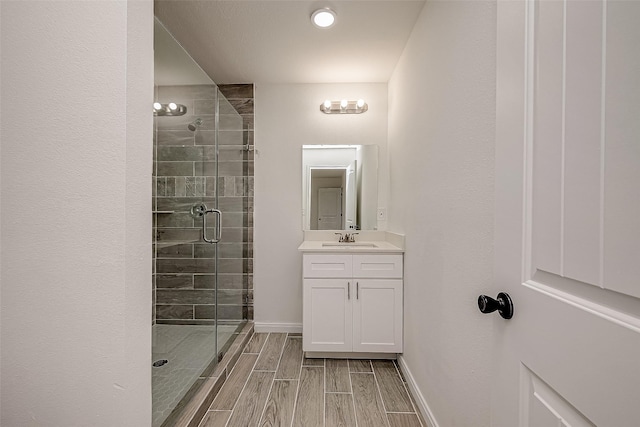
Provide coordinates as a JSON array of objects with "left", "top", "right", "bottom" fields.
[
  {"left": 334, "top": 232, "right": 344, "bottom": 242},
  {"left": 349, "top": 232, "right": 359, "bottom": 242}
]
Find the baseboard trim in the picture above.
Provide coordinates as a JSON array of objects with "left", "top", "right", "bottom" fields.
[
  {"left": 397, "top": 355, "right": 440, "bottom": 427},
  {"left": 254, "top": 322, "right": 303, "bottom": 333}
]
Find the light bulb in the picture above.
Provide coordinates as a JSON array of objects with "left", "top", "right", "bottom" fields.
[
  {"left": 323, "top": 100, "right": 332, "bottom": 110},
  {"left": 340, "top": 99, "right": 348, "bottom": 109},
  {"left": 311, "top": 9, "right": 336, "bottom": 28},
  {"left": 153, "top": 102, "right": 162, "bottom": 110},
  {"left": 168, "top": 102, "right": 178, "bottom": 111},
  {"left": 357, "top": 99, "right": 365, "bottom": 108}
]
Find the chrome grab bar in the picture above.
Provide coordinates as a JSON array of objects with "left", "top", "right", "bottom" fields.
[{"left": 190, "top": 203, "right": 222, "bottom": 244}]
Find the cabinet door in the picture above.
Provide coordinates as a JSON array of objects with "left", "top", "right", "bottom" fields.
[
  {"left": 303, "top": 279, "right": 353, "bottom": 352},
  {"left": 352, "top": 279, "right": 403, "bottom": 353}
]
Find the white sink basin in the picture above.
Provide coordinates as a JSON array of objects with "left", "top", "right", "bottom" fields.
[{"left": 322, "top": 242, "right": 378, "bottom": 248}]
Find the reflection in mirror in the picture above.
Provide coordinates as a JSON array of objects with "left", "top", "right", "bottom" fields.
[{"left": 302, "top": 145, "right": 378, "bottom": 231}]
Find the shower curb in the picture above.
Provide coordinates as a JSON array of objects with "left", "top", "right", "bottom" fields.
[{"left": 160, "top": 322, "right": 254, "bottom": 427}]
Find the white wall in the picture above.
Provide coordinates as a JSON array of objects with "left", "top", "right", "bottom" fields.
[
  {"left": 254, "top": 83, "right": 387, "bottom": 330},
  {"left": 0, "top": 2, "right": 153, "bottom": 425},
  {"left": 387, "top": 1, "right": 496, "bottom": 425}
]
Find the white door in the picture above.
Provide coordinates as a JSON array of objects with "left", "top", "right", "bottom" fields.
[
  {"left": 353, "top": 279, "right": 402, "bottom": 353},
  {"left": 494, "top": 1, "right": 640, "bottom": 425},
  {"left": 317, "top": 187, "right": 342, "bottom": 230},
  {"left": 303, "top": 279, "right": 352, "bottom": 352},
  {"left": 344, "top": 161, "right": 357, "bottom": 230}
]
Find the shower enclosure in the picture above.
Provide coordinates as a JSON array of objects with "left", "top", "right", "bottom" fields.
[{"left": 152, "top": 19, "right": 252, "bottom": 427}]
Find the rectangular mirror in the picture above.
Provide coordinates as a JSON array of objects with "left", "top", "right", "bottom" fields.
[{"left": 302, "top": 145, "right": 379, "bottom": 230}]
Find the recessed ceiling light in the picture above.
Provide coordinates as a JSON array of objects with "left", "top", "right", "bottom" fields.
[{"left": 311, "top": 8, "right": 336, "bottom": 29}]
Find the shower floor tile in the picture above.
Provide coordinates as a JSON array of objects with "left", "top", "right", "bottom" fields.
[{"left": 152, "top": 324, "right": 238, "bottom": 427}]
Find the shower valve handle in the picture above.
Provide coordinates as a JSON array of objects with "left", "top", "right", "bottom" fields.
[{"left": 190, "top": 203, "right": 222, "bottom": 244}]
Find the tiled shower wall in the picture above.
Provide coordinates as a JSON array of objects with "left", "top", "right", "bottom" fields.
[
  {"left": 153, "top": 84, "right": 254, "bottom": 325},
  {"left": 218, "top": 84, "right": 255, "bottom": 321}
]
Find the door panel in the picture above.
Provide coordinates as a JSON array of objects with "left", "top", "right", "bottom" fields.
[
  {"left": 603, "top": 1, "right": 640, "bottom": 297},
  {"left": 318, "top": 187, "right": 342, "bottom": 230},
  {"left": 521, "top": 366, "right": 595, "bottom": 427},
  {"left": 495, "top": 1, "right": 640, "bottom": 425}
]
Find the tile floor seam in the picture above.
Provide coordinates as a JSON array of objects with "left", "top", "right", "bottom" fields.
[
  {"left": 257, "top": 332, "right": 289, "bottom": 426},
  {"left": 392, "top": 360, "right": 425, "bottom": 427},
  {"left": 288, "top": 350, "right": 308, "bottom": 427},
  {"left": 244, "top": 332, "right": 268, "bottom": 355},
  {"left": 323, "top": 357, "right": 327, "bottom": 427},
  {"left": 370, "top": 362, "right": 393, "bottom": 427},
  {"left": 346, "top": 360, "right": 359, "bottom": 427},
  {"left": 222, "top": 335, "right": 263, "bottom": 427}
]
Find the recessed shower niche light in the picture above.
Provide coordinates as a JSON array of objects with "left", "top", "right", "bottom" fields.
[{"left": 311, "top": 8, "right": 336, "bottom": 28}]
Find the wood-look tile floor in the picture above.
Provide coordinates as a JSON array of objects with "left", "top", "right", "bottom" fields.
[{"left": 199, "top": 332, "right": 425, "bottom": 427}]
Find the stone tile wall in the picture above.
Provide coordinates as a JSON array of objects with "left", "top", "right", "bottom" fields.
[
  {"left": 153, "top": 84, "right": 254, "bottom": 325},
  {"left": 218, "top": 84, "right": 255, "bottom": 321}
]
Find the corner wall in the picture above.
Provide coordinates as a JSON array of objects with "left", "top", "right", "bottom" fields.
[
  {"left": 254, "top": 83, "right": 388, "bottom": 331},
  {"left": 387, "top": 1, "right": 497, "bottom": 425},
  {"left": 0, "top": 2, "right": 153, "bottom": 425}
]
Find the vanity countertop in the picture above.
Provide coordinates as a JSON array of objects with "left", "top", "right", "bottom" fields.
[
  {"left": 298, "top": 240, "right": 404, "bottom": 253},
  {"left": 298, "top": 231, "right": 405, "bottom": 253}
]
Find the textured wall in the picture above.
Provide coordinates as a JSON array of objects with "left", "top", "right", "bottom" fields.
[
  {"left": 0, "top": 1, "right": 153, "bottom": 425},
  {"left": 387, "top": 1, "right": 497, "bottom": 425}
]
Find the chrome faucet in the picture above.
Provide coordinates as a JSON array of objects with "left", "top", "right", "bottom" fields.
[{"left": 335, "top": 232, "right": 359, "bottom": 243}]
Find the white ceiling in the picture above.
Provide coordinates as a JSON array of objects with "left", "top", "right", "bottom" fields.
[{"left": 154, "top": 0, "right": 426, "bottom": 84}]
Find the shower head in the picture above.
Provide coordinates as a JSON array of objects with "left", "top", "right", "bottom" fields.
[{"left": 187, "top": 118, "right": 203, "bottom": 131}]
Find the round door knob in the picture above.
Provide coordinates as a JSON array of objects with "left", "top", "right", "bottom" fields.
[{"left": 478, "top": 292, "right": 513, "bottom": 319}]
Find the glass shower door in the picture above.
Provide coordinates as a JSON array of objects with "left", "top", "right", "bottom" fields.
[
  {"left": 152, "top": 18, "right": 222, "bottom": 427},
  {"left": 152, "top": 83, "right": 221, "bottom": 427},
  {"left": 152, "top": 19, "right": 248, "bottom": 427}
]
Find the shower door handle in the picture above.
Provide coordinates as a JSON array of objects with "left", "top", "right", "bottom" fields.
[{"left": 203, "top": 208, "right": 222, "bottom": 244}]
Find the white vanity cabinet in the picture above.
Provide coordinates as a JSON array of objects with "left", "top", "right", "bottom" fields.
[{"left": 302, "top": 253, "right": 403, "bottom": 354}]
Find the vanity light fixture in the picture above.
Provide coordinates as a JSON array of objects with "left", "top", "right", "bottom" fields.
[
  {"left": 311, "top": 8, "right": 336, "bottom": 28},
  {"left": 153, "top": 102, "right": 187, "bottom": 116},
  {"left": 320, "top": 99, "right": 369, "bottom": 114}
]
